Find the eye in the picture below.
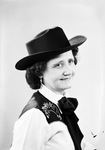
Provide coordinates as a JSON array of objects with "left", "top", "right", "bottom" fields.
[
  {"left": 53, "top": 62, "right": 63, "bottom": 68},
  {"left": 68, "top": 59, "right": 75, "bottom": 65}
]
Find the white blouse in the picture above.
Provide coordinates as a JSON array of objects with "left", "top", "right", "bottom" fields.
[{"left": 10, "top": 85, "right": 95, "bottom": 150}]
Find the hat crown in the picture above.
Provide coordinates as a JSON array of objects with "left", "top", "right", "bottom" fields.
[{"left": 26, "top": 27, "right": 70, "bottom": 55}]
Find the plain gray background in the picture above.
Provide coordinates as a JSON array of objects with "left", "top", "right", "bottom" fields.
[{"left": 0, "top": 0, "right": 105, "bottom": 149}]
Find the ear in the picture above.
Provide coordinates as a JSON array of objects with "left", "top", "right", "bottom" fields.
[{"left": 39, "top": 76, "right": 43, "bottom": 84}]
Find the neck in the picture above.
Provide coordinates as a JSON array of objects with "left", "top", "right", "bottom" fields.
[{"left": 45, "top": 86, "right": 66, "bottom": 96}]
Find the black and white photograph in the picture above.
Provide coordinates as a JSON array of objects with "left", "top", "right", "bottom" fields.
[{"left": 0, "top": 0, "right": 105, "bottom": 150}]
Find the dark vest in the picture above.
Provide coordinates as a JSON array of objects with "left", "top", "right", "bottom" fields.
[{"left": 19, "top": 91, "right": 63, "bottom": 123}]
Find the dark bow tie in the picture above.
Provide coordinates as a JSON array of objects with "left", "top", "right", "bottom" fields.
[
  {"left": 58, "top": 97, "right": 78, "bottom": 115},
  {"left": 58, "top": 97, "right": 83, "bottom": 150}
]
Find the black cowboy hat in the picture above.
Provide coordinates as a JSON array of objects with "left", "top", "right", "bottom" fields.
[{"left": 15, "top": 26, "right": 87, "bottom": 70}]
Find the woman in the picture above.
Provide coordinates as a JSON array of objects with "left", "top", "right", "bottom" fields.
[{"left": 10, "top": 27, "right": 95, "bottom": 150}]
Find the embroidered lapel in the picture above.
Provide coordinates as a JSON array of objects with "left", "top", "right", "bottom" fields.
[{"left": 19, "top": 91, "right": 63, "bottom": 123}]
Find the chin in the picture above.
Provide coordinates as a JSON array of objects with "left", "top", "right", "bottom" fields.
[
  {"left": 65, "top": 86, "right": 72, "bottom": 90},
  {"left": 60, "top": 85, "right": 72, "bottom": 91}
]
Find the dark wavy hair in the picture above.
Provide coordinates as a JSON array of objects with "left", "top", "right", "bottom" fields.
[{"left": 25, "top": 48, "right": 79, "bottom": 89}]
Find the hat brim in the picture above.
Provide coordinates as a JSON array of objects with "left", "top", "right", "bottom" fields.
[{"left": 15, "top": 35, "right": 87, "bottom": 70}]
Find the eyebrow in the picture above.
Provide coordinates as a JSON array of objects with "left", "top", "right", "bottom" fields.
[
  {"left": 52, "top": 58, "right": 74, "bottom": 65},
  {"left": 68, "top": 58, "right": 75, "bottom": 61}
]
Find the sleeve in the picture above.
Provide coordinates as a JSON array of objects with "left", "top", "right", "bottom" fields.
[{"left": 10, "top": 108, "right": 49, "bottom": 150}]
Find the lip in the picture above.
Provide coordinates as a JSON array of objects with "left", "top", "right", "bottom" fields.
[{"left": 60, "top": 77, "right": 71, "bottom": 81}]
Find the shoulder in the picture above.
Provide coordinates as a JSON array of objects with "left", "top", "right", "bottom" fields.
[
  {"left": 16, "top": 108, "right": 48, "bottom": 127},
  {"left": 22, "top": 108, "right": 48, "bottom": 121},
  {"left": 19, "top": 91, "right": 41, "bottom": 117}
]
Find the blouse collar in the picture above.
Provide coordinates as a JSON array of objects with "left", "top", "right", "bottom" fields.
[{"left": 39, "top": 84, "right": 63, "bottom": 105}]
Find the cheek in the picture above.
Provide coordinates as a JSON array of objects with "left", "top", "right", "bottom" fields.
[
  {"left": 46, "top": 74, "right": 60, "bottom": 87},
  {"left": 43, "top": 71, "right": 54, "bottom": 85},
  {"left": 43, "top": 68, "right": 62, "bottom": 85},
  {"left": 49, "top": 74, "right": 59, "bottom": 83}
]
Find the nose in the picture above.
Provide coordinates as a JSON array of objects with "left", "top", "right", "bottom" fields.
[
  {"left": 63, "top": 65, "right": 75, "bottom": 77},
  {"left": 63, "top": 70, "right": 74, "bottom": 77}
]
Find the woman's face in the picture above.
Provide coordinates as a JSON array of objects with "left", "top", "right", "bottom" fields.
[{"left": 43, "top": 50, "right": 76, "bottom": 95}]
